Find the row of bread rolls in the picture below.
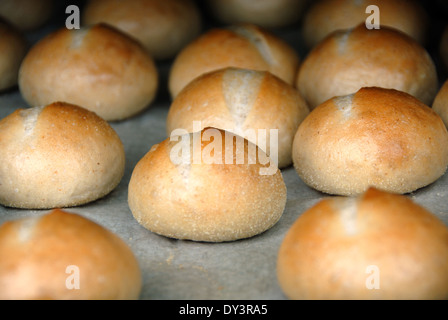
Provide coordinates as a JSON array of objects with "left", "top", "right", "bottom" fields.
[
  {"left": 0, "top": 1, "right": 156, "bottom": 300},
  {"left": 0, "top": 0, "right": 448, "bottom": 300},
  {"left": 0, "top": 103, "right": 142, "bottom": 299},
  {"left": 0, "top": 1, "right": 295, "bottom": 299},
  {"left": 165, "top": 0, "right": 448, "bottom": 300},
  {"left": 163, "top": 16, "right": 448, "bottom": 299},
  {"left": 287, "top": 0, "right": 448, "bottom": 300},
  {"left": 0, "top": 0, "right": 445, "bottom": 104},
  {"left": 285, "top": 0, "right": 448, "bottom": 300}
]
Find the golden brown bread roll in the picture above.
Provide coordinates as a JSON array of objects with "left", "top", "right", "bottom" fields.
[
  {"left": 0, "top": 209, "right": 142, "bottom": 300},
  {"left": 296, "top": 24, "right": 438, "bottom": 110},
  {"left": 0, "top": 0, "right": 54, "bottom": 31},
  {"left": 128, "top": 127, "right": 286, "bottom": 242},
  {"left": 0, "top": 102, "right": 125, "bottom": 209},
  {"left": 277, "top": 187, "right": 448, "bottom": 300},
  {"left": 0, "top": 19, "right": 27, "bottom": 92},
  {"left": 205, "top": 0, "right": 308, "bottom": 28},
  {"left": 292, "top": 87, "right": 448, "bottom": 196},
  {"left": 168, "top": 24, "right": 300, "bottom": 98},
  {"left": 83, "top": 0, "right": 202, "bottom": 60},
  {"left": 18, "top": 24, "right": 158, "bottom": 121},
  {"left": 166, "top": 67, "right": 309, "bottom": 168},
  {"left": 302, "top": 0, "right": 428, "bottom": 48}
]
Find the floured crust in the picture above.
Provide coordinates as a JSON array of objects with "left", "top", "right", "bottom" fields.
[
  {"left": 292, "top": 87, "right": 448, "bottom": 195},
  {"left": 0, "top": 102, "right": 126, "bottom": 209},
  {"left": 168, "top": 24, "right": 299, "bottom": 98},
  {"left": 128, "top": 127, "right": 287, "bottom": 242},
  {"left": 0, "top": 209, "right": 142, "bottom": 299},
  {"left": 277, "top": 187, "right": 448, "bottom": 300}
]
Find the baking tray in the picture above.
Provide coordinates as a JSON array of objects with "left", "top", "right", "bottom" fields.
[{"left": 1, "top": 2, "right": 448, "bottom": 300}]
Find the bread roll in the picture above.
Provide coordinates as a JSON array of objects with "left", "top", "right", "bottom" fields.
[
  {"left": 18, "top": 23, "right": 158, "bottom": 121},
  {"left": 0, "top": 102, "right": 125, "bottom": 209},
  {"left": 292, "top": 87, "right": 448, "bottom": 196},
  {"left": 0, "top": 209, "right": 142, "bottom": 300},
  {"left": 277, "top": 187, "right": 448, "bottom": 300},
  {"left": 296, "top": 24, "right": 438, "bottom": 110},
  {"left": 205, "top": 0, "right": 308, "bottom": 28},
  {"left": 0, "top": 0, "right": 53, "bottom": 31},
  {"left": 83, "top": 0, "right": 202, "bottom": 60},
  {"left": 0, "top": 19, "right": 27, "bottom": 92},
  {"left": 166, "top": 67, "right": 309, "bottom": 168},
  {"left": 433, "top": 80, "right": 448, "bottom": 128},
  {"left": 302, "top": 0, "right": 428, "bottom": 48},
  {"left": 168, "top": 24, "right": 300, "bottom": 98},
  {"left": 128, "top": 127, "right": 286, "bottom": 242}
]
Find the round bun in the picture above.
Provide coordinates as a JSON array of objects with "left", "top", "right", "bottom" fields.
[
  {"left": 166, "top": 67, "right": 309, "bottom": 168},
  {"left": 0, "top": 209, "right": 142, "bottom": 300},
  {"left": 18, "top": 23, "right": 158, "bottom": 121},
  {"left": 83, "top": 0, "right": 202, "bottom": 60},
  {"left": 0, "top": 0, "right": 54, "bottom": 31},
  {"left": 302, "top": 0, "right": 428, "bottom": 48},
  {"left": 128, "top": 127, "right": 286, "bottom": 242},
  {"left": 277, "top": 187, "right": 448, "bottom": 300},
  {"left": 432, "top": 80, "right": 448, "bottom": 128},
  {"left": 292, "top": 87, "right": 448, "bottom": 196},
  {"left": 296, "top": 24, "right": 438, "bottom": 110},
  {"left": 0, "top": 19, "right": 27, "bottom": 91},
  {"left": 0, "top": 102, "right": 125, "bottom": 209},
  {"left": 205, "top": 0, "right": 308, "bottom": 28},
  {"left": 168, "top": 24, "right": 300, "bottom": 98}
]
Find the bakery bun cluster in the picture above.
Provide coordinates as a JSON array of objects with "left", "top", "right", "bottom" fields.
[
  {"left": 0, "top": 209, "right": 142, "bottom": 299},
  {"left": 0, "top": 0, "right": 447, "bottom": 301}
]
